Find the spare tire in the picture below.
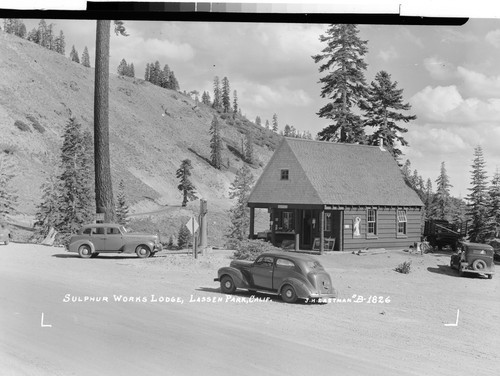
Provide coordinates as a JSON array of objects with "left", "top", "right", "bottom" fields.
[{"left": 472, "top": 259, "right": 487, "bottom": 270}]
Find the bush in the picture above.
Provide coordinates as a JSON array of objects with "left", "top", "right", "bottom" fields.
[
  {"left": 1, "top": 144, "right": 17, "bottom": 155},
  {"left": 177, "top": 223, "right": 191, "bottom": 249},
  {"left": 14, "top": 120, "right": 31, "bottom": 132},
  {"left": 394, "top": 260, "right": 412, "bottom": 274},
  {"left": 26, "top": 115, "right": 46, "bottom": 133},
  {"left": 232, "top": 239, "right": 281, "bottom": 261}
]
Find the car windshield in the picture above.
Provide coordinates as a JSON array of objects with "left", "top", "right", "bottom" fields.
[{"left": 119, "top": 226, "right": 128, "bottom": 234}]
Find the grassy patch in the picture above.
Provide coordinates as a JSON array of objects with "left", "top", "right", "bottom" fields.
[
  {"left": 26, "top": 115, "right": 46, "bottom": 133},
  {"left": 14, "top": 120, "right": 31, "bottom": 132},
  {"left": 394, "top": 260, "right": 412, "bottom": 274}
]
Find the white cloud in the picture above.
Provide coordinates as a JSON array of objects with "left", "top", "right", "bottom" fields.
[
  {"left": 423, "top": 57, "right": 455, "bottom": 80},
  {"left": 411, "top": 85, "right": 500, "bottom": 124},
  {"left": 411, "top": 85, "right": 463, "bottom": 121},
  {"left": 114, "top": 36, "right": 195, "bottom": 66},
  {"left": 456, "top": 66, "right": 500, "bottom": 97},
  {"left": 242, "top": 82, "right": 313, "bottom": 108},
  {"left": 486, "top": 29, "right": 500, "bottom": 48},
  {"left": 378, "top": 46, "right": 399, "bottom": 62}
]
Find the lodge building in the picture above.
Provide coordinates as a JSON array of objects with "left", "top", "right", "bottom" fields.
[{"left": 247, "top": 138, "right": 424, "bottom": 253}]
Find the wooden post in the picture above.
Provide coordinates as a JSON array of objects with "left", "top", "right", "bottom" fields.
[
  {"left": 199, "top": 199, "right": 208, "bottom": 252},
  {"left": 319, "top": 209, "right": 325, "bottom": 255},
  {"left": 295, "top": 209, "right": 300, "bottom": 252},
  {"left": 249, "top": 206, "right": 255, "bottom": 239},
  {"left": 270, "top": 207, "right": 276, "bottom": 246}
]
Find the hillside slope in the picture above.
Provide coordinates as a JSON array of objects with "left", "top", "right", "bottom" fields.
[{"left": 0, "top": 31, "right": 280, "bottom": 242}]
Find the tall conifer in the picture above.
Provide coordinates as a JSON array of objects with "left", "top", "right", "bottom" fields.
[
  {"left": 466, "top": 146, "right": 489, "bottom": 242},
  {"left": 313, "top": 24, "right": 368, "bottom": 143}
]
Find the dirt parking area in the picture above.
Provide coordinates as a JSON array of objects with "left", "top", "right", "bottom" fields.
[{"left": 1, "top": 243, "right": 499, "bottom": 375}]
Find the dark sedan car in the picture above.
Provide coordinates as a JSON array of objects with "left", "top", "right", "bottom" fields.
[
  {"left": 215, "top": 251, "right": 337, "bottom": 303},
  {"left": 450, "top": 242, "right": 494, "bottom": 279}
]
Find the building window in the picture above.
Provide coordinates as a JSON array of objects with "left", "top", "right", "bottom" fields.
[
  {"left": 282, "top": 211, "right": 294, "bottom": 231},
  {"left": 397, "top": 210, "right": 407, "bottom": 235},
  {"left": 280, "top": 169, "right": 289, "bottom": 180},
  {"left": 324, "top": 212, "right": 332, "bottom": 232},
  {"left": 367, "top": 209, "right": 377, "bottom": 235}
]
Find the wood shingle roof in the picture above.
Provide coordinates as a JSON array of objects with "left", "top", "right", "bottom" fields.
[{"left": 248, "top": 138, "right": 424, "bottom": 207}]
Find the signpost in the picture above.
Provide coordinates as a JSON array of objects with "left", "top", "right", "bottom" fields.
[{"left": 186, "top": 217, "right": 199, "bottom": 258}]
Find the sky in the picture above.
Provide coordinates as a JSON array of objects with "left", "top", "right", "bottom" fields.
[{"left": 15, "top": 11, "right": 500, "bottom": 199}]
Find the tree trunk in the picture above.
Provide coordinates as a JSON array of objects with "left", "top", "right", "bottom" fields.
[{"left": 94, "top": 20, "right": 115, "bottom": 223}]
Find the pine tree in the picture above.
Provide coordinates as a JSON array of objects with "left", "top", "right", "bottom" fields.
[
  {"left": 17, "top": 22, "right": 26, "bottom": 38},
  {"left": 58, "top": 117, "right": 95, "bottom": 235},
  {"left": 202, "top": 91, "right": 211, "bottom": 106},
  {"left": 209, "top": 115, "right": 223, "bottom": 169},
  {"left": 424, "top": 178, "right": 433, "bottom": 220},
  {"left": 81, "top": 46, "right": 91, "bottom": 67},
  {"left": 265, "top": 120, "right": 270, "bottom": 130},
  {"left": 244, "top": 133, "right": 254, "bottom": 164},
  {"left": 466, "top": 146, "right": 489, "bottom": 242},
  {"left": 117, "top": 58, "right": 127, "bottom": 76},
  {"left": 221, "top": 77, "right": 231, "bottom": 113},
  {"left": 255, "top": 116, "right": 262, "bottom": 127},
  {"left": 487, "top": 169, "right": 500, "bottom": 239},
  {"left": 27, "top": 28, "right": 39, "bottom": 43},
  {"left": 360, "top": 70, "right": 416, "bottom": 159},
  {"left": 144, "top": 63, "right": 150, "bottom": 81},
  {"left": 115, "top": 180, "right": 129, "bottom": 226},
  {"left": 168, "top": 71, "right": 179, "bottom": 90},
  {"left": 227, "top": 164, "right": 255, "bottom": 243},
  {"left": 4, "top": 19, "right": 26, "bottom": 38},
  {"left": 152, "top": 61, "right": 161, "bottom": 85},
  {"left": 283, "top": 124, "right": 292, "bottom": 137},
  {"left": 176, "top": 159, "right": 197, "bottom": 207},
  {"left": 37, "top": 19, "right": 49, "bottom": 48},
  {"left": 53, "top": 30, "right": 66, "bottom": 55},
  {"left": 46, "top": 23, "right": 54, "bottom": 51},
  {"left": 272, "top": 113, "right": 278, "bottom": 133},
  {"left": 233, "top": 90, "right": 238, "bottom": 115},
  {"left": 431, "top": 162, "right": 453, "bottom": 221},
  {"left": 94, "top": 20, "right": 127, "bottom": 223},
  {"left": 70, "top": 45, "right": 80, "bottom": 63},
  {"left": 33, "top": 173, "right": 62, "bottom": 239},
  {"left": 177, "top": 223, "right": 191, "bottom": 249},
  {"left": 313, "top": 24, "right": 368, "bottom": 143},
  {"left": 129, "top": 63, "right": 135, "bottom": 78},
  {"left": 212, "top": 76, "right": 221, "bottom": 110},
  {"left": 0, "top": 153, "right": 18, "bottom": 221}
]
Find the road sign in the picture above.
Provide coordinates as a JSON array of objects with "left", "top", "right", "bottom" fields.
[
  {"left": 186, "top": 217, "right": 199, "bottom": 235},
  {"left": 96, "top": 213, "right": 105, "bottom": 222}
]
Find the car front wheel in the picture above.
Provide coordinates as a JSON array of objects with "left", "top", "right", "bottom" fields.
[
  {"left": 78, "top": 245, "right": 92, "bottom": 259},
  {"left": 136, "top": 245, "right": 151, "bottom": 258},
  {"left": 220, "top": 275, "right": 236, "bottom": 294},
  {"left": 281, "top": 284, "right": 297, "bottom": 303}
]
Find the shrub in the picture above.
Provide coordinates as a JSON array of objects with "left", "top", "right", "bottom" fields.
[
  {"left": 394, "top": 260, "right": 412, "bottom": 274},
  {"left": 177, "top": 223, "right": 191, "bottom": 249},
  {"left": 26, "top": 115, "right": 46, "bottom": 133},
  {"left": 14, "top": 120, "right": 31, "bottom": 132},
  {"left": 232, "top": 239, "right": 281, "bottom": 261},
  {"left": 1, "top": 144, "right": 17, "bottom": 155}
]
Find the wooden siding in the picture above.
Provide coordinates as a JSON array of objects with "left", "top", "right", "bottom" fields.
[{"left": 343, "top": 207, "right": 422, "bottom": 251}]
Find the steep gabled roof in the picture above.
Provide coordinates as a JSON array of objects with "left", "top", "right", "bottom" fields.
[{"left": 248, "top": 138, "right": 423, "bottom": 207}]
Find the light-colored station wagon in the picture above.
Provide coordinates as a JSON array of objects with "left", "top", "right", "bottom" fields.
[{"left": 67, "top": 223, "right": 162, "bottom": 258}]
